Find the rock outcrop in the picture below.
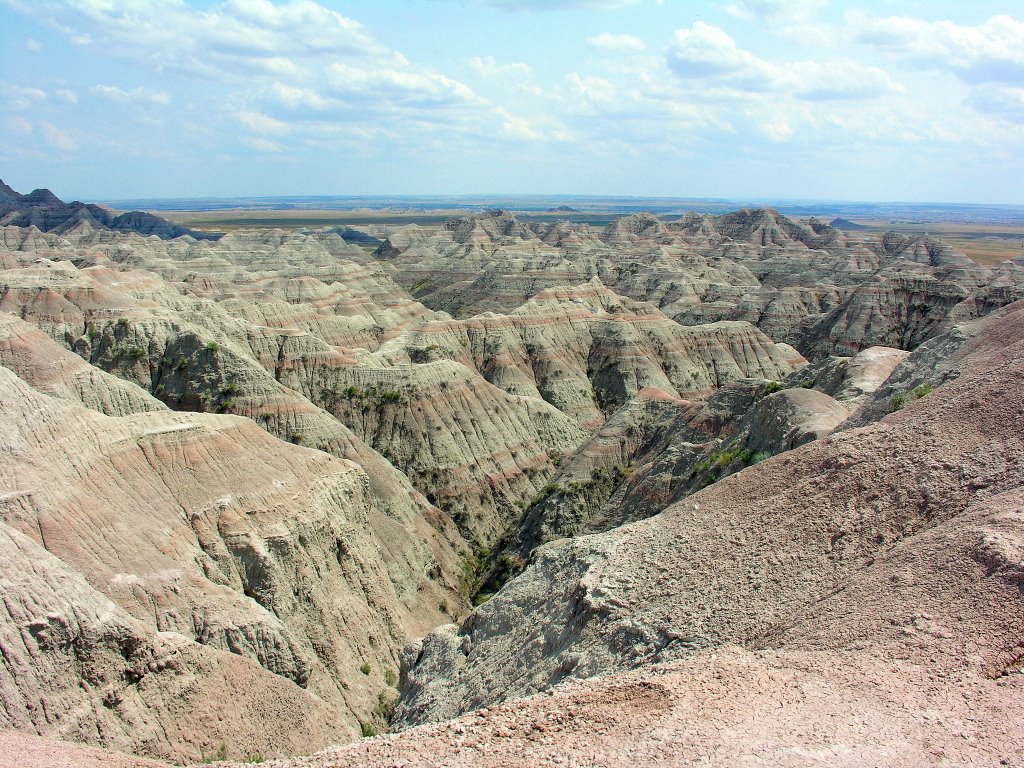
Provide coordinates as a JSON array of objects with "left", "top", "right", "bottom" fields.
[
  {"left": 2, "top": 198, "right": 1022, "bottom": 767},
  {"left": 0, "top": 181, "right": 218, "bottom": 241},
  {"left": 0, "top": 364, "right": 461, "bottom": 760},
  {"left": 396, "top": 299, "right": 1024, "bottom": 727}
]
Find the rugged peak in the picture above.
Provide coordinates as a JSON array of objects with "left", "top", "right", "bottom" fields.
[
  {"left": 830, "top": 217, "right": 866, "bottom": 230},
  {"left": 880, "top": 231, "right": 973, "bottom": 267},
  {"left": 0, "top": 180, "right": 218, "bottom": 241},
  {"left": 0, "top": 179, "right": 23, "bottom": 206},
  {"left": 21, "top": 188, "right": 65, "bottom": 207},
  {"left": 713, "top": 207, "right": 842, "bottom": 249},
  {"left": 602, "top": 212, "right": 664, "bottom": 244},
  {"left": 443, "top": 210, "right": 534, "bottom": 244}
]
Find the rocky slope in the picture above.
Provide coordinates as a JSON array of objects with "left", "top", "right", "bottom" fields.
[
  {"left": 2, "top": 201, "right": 1022, "bottom": 767},
  {"left": 0, "top": 225, "right": 806, "bottom": 548},
  {"left": 396, "top": 299, "right": 1024, "bottom": 727},
  {"left": 0, "top": 181, "right": 217, "bottom": 241},
  {"left": 374, "top": 208, "right": 1024, "bottom": 356},
  {"left": 0, "top": 362, "right": 464, "bottom": 761}
]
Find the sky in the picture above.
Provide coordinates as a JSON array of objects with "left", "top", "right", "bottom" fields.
[{"left": 1, "top": 0, "right": 1023, "bottom": 203}]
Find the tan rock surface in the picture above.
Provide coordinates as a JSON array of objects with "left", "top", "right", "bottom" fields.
[
  {"left": 0, "top": 365, "right": 458, "bottom": 760},
  {"left": 397, "top": 299, "right": 1024, "bottom": 727}
]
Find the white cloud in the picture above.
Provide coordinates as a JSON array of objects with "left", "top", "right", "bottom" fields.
[
  {"left": 93, "top": 85, "right": 170, "bottom": 106},
  {"left": 447, "top": 0, "right": 640, "bottom": 10},
  {"left": 968, "top": 85, "right": 1024, "bottom": 124},
  {"left": 760, "top": 116, "right": 794, "bottom": 142},
  {"left": 10, "top": 0, "right": 486, "bottom": 140},
  {"left": 54, "top": 89, "right": 79, "bottom": 105},
  {"left": 587, "top": 33, "right": 646, "bottom": 52},
  {"left": 37, "top": 120, "right": 77, "bottom": 151},
  {"left": 467, "top": 56, "right": 541, "bottom": 95},
  {"left": 468, "top": 56, "right": 533, "bottom": 79},
  {"left": 237, "top": 110, "right": 291, "bottom": 135},
  {"left": 325, "top": 63, "right": 478, "bottom": 109},
  {"left": 850, "top": 13, "right": 1024, "bottom": 85},
  {"left": 269, "top": 83, "right": 333, "bottom": 111},
  {"left": 241, "top": 136, "right": 284, "bottom": 152},
  {"left": 495, "top": 108, "right": 544, "bottom": 141},
  {"left": 24, "top": 38, "right": 42, "bottom": 52},
  {"left": 9, "top": 0, "right": 399, "bottom": 81},
  {"left": 6, "top": 115, "right": 33, "bottom": 136},
  {"left": 667, "top": 22, "right": 902, "bottom": 101},
  {"left": 567, "top": 72, "right": 617, "bottom": 104},
  {"left": 4, "top": 85, "right": 48, "bottom": 111},
  {"left": 726, "top": 0, "right": 826, "bottom": 26}
]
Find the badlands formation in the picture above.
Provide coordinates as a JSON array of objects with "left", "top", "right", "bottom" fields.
[{"left": 0, "top": 184, "right": 1022, "bottom": 766}]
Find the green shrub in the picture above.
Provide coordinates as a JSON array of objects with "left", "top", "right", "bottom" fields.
[
  {"left": 889, "top": 393, "right": 906, "bottom": 412},
  {"left": 359, "top": 662, "right": 371, "bottom": 675},
  {"left": 912, "top": 383, "right": 933, "bottom": 399},
  {"left": 359, "top": 722, "right": 377, "bottom": 738},
  {"left": 205, "top": 341, "right": 221, "bottom": 354},
  {"left": 759, "top": 380, "right": 785, "bottom": 397},
  {"left": 176, "top": 356, "right": 189, "bottom": 371},
  {"left": 202, "top": 743, "right": 228, "bottom": 763},
  {"left": 373, "top": 690, "right": 397, "bottom": 720},
  {"left": 384, "top": 668, "right": 398, "bottom": 687}
]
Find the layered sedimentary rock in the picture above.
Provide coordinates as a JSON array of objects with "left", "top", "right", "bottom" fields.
[
  {"left": 2, "top": 200, "right": 1022, "bottom": 766},
  {"left": 0, "top": 226, "right": 806, "bottom": 547},
  {"left": 396, "top": 300, "right": 1024, "bottom": 727},
  {"left": 0, "top": 181, "right": 217, "bottom": 241},
  {"left": 373, "top": 208, "right": 1024, "bottom": 355},
  {"left": 0, "top": 521, "right": 348, "bottom": 763},
  {"left": 0, "top": 364, "right": 462, "bottom": 760}
]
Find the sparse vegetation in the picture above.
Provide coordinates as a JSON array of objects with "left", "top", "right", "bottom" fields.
[
  {"left": 202, "top": 743, "right": 228, "bottom": 763},
  {"left": 693, "top": 444, "right": 765, "bottom": 487},
  {"left": 459, "top": 545, "right": 490, "bottom": 597},
  {"left": 759, "top": 380, "right": 785, "bottom": 398},
  {"left": 359, "top": 722, "right": 377, "bottom": 738},
  {"left": 360, "top": 662, "right": 371, "bottom": 675},
  {"left": 373, "top": 690, "right": 397, "bottom": 721},
  {"left": 890, "top": 383, "right": 932, "bottom": 412},
  {"left": 384, "top": 668, "right": 398, "bottom": 687},
  {"left": 204, "top": 341, "right": 221, "bottom": 354}
]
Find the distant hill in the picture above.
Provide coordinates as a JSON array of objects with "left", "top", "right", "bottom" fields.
[
  {"left": 547, "top": 205, "right": 579, "bottom": 213},
  {"left": 0, "top": 180, "right": 220, "bottom": 240},
  {"left": 830, "top": 217, "right": 867, "bottom": 230}
]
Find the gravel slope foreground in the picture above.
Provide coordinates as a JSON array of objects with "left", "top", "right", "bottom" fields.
[
  {"left": 218, "top": 648, "right": 1023, "bottom": 768},
  {"left": 4, "top": 644, "right": 1021, "bottom": 768}
]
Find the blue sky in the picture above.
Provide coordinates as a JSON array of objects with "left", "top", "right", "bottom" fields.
[{"left": 2, "top": 0, "right": 1023, "bottom": 203}]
